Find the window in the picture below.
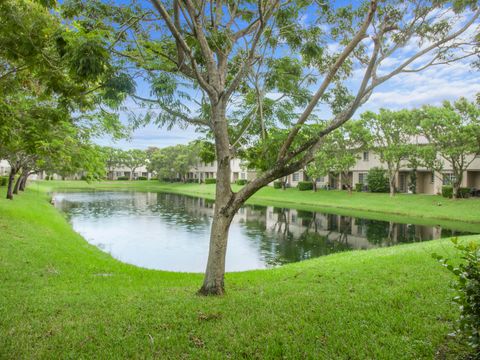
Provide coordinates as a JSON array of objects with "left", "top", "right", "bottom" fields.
[
  {"left": 363, "top": 151, "right": 369, "bottom": 161},
  {"left": 292, "top": 172, "right": 300, "bottom": 181},
  {"left": 116, "top": 171, "right": 123, "bottom": 177},
  {"left": 443, "top": 173, "right": 456, "bottom": 185},
  {"left": 317, "top": 176, "right": 324, "bottom": 183},
  {"left": 430, "top": 172, "right": 435, "bottom": 184},
  {"left": 240, "top": 172, "right": 246, "bottom": 180},
  {"left": 358, "top": 173, "right": 368, "bottom": 184},
  {"left": 142, "top": 172, "right": 148, "bottom": 177}
]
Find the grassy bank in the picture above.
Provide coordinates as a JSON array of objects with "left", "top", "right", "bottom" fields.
[
  {"left": 38, "top": 180, "right": 480, "bottom": 225},
  {"left": 0, "top": 186, "right": 477, "bottom": 358}
]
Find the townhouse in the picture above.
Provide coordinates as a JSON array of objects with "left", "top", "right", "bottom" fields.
[
  {"left": 187, "top": 158, "right": 256, "bottom": 183},
  {"left": 0, "top": 160, "right": 153, "bottom": 181},
  {"left": 107, "top": 164, "right": 152, "bottom": 180},
  {"left": 282, "top": 150, "right": 480, "bottom": 195}
]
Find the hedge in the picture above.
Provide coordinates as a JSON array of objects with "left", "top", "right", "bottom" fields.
[
  {"left": 355, "top": 183, "right": 363, "bottom": 192},
  {"left": 137, "top": 176, "right": 148, "bottom": 180},
  {"left": 235, "top": 179, "right": 248, "bottom": 185},
  {"left": 273, "top": 181, "right": 282, "bottom": 189},
  {"left": 205, "top": 178, "right": 216, "bottom": 184},
  {"left": 297, "top": 181, "right": 313, "bottom": 191},
  {"left": 442, "top": 186, "right": 471, "bottom": 198},
  {"left": 0, "top": 176, "right": 7, "bottom": 186},
  {"left": 117, "top": 176, "right": 129, "bottom": 180}
]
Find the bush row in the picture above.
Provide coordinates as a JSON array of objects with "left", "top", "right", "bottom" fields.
[
  {"left": 441, "top": 186, "right": 471, "bottom": 198},
  {"left": 205, "top": 178, "right": 216, "bottom": 184},
  {"left": 0, "top": 176, "right": 8, "bottom": 186}
]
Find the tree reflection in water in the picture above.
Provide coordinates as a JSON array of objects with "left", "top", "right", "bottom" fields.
[{"left": 54, "top": 191, "right": 477, "bottom": 271}]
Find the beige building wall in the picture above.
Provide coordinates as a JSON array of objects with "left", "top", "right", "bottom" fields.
[
  {"left": 268, "top": 150, "right": 480, "bottom": 194},
  {"left": 189, "top": 158, "right": 256, "bottom": 183},
  {"left": 0, "top": 160, "right": 10, "bottom": 176}
]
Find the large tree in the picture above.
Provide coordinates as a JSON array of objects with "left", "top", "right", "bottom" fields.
[
  {"left": 361, "top": 109, "right": 417, "bottom": 196},
  {"left": 416, "top": 98, "right": 480, "bottom": 199},
  {"left": 0, "top": 0, "right": 132, "bottom": 198},
  {"left": 65, "top": 0, "right": 480, "bottom": 294}
]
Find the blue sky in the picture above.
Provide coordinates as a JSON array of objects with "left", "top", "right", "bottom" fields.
[{"left": 96, "top": 4, "right": 480, "bottom": 150}]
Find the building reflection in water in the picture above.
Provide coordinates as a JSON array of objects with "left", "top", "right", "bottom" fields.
[{"left": 54, "top": 191, "right": 474, "bottom": 271}]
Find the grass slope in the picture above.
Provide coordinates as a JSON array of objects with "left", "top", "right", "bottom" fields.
[{"left": 0, "top": 187, "right": 476, "bottom": 358}]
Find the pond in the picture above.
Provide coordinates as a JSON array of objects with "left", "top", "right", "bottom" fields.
[{"left": 54, "top": 191, "right": 475, "bottom": 272}]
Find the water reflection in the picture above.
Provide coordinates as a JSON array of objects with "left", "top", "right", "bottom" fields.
[{"left": 54, "top": 191, "right": 474, "bottom": 272}]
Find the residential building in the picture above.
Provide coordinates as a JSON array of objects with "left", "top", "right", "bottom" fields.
[
  {"left": 187, "top": 158, "right": 256, "bottom": 183},
  {"left": 0, "top": 160, "right": 10, "bottom": 176},
  {"left": 281, "top": 150, "right": 480, "bottom": 195},
  {"left": 107, "top": 165, "right": 152, "bottom": 180},
  {"left": 0, "top": 160, "right": 153, "bottom": 181}
]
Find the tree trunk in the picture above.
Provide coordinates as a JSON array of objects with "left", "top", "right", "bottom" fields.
[
  {"left": 19, "top": 173, "right": 29, "bottom": 191},
  {"left": 389, "top": 176, "right": 396, "bottom": 197},
  {"left": 312, "top": 179, "right": 317, "bottom": 192},
  {"left": 13, "top": 173, "right": 22, "bottom": 194},
  {"left": 198, "top": 209, "right": 233, "bottom": 295},
  {"left": 452, "top": 182, "right": 460, "bottom": 199},
  {"left": 199, "top": 100, "right": 235, "bottom": 296},
  {"left": 6, "top": 168, "right": 16, "bottom": 200},
  {"left": 452, "top": 168, "right": 463, "bottom": 200}
]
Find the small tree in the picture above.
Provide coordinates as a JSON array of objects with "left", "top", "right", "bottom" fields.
[
  {"left": 149, "top": 144, "right": 198, "bottom": 181},
  {"left": 416, "top": 98, "right": 480, "bottom": 199},
  {"left": 123, "top": 149, "right": 148, "bottom": 180},
  {"left": 306, "top": 121, "right": 370, "bottom": 193},
  {"left": 101, "top": 147, "right": 126, "bottom": 180},
  {"left": 361, "top": 109, "right": 417, "bottom": 197}
]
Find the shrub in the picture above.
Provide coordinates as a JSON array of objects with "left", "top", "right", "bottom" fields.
[
  {"left": 137, "top": 176, "right": 148, "bottom": 180},
  {"left": 236, "top": 179, "right": 248, "bottom": 185},
  {"left": 442, "top": 186, "right": 453, "bottom": 198},
  {"left": 273, "top": 181, "right": 282, "bottom": 189},
  {"left": 117, "top": 176, "right": 129, "bottom": 180},
  {"left": 442, "top": 186, "right": 471, "bottom": 198},
  {"left": 433, "top": 239, "right": 480, "bottom": 355},
  {"left": 355, "top": 183, "right": 363, "bottom": 192},
  {"left": 205, "top": 178, "right": 216, "bottom": 184},
  {"left": 459, "top": 187, "right": 471, "bottom": 198},
  {"left": 297, "top": 181, "right": 313, "bottom": 191},
  {"left": 366, "top": 168, "right": 389, "bottom": 193},
  {"left": 80, "top": 175, "right": 87, "bottom": 181},
  {"left": 0, "top": 176, "right": 8, "bottom": 186}
]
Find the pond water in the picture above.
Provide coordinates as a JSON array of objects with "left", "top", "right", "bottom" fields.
[{"left": 54, "top": 191, "right": 474, "bottom": 272}]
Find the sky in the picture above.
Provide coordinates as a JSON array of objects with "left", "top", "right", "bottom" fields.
[{"left": 95, "top": 4, "right": 480, "bottom": 150}]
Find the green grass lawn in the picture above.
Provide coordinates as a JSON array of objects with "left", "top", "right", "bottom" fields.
[{"left": 0, "top": 185, "right": 477, "bottom": 358}]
